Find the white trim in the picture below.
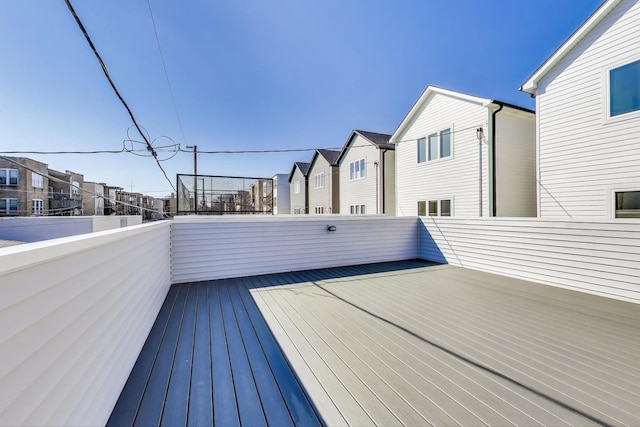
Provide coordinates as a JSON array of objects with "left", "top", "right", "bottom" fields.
[
  {"left": 607, "top": 185, "right": 640, "bottom": 219},
  {"left": 520, "top": 0, "right": 623, "bottom": 94},
  {"left": 391, "top": 86, "right": 491, "bottom": 142},
  {"left": 602, "top": 57, "right": 640, "bottom": 124}
]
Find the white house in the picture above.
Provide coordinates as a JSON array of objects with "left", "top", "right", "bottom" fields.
[
  {"left": 337, "top": 130, "right": 395, "bottom": 215},
  {"left": 520, "top": 0, "right": 640, "bottom": 219},
  {"left": 288, "top": 162, "right": 309, "bottom": 214},
  {"left": 391, "top": 86, "right": 536, "bottom": 218},
  {"left": 272, "top": 173, "right": 290, "bottom": 215},
  {"left": 307, "top": 149, "right": 340, "bottom": 214}
]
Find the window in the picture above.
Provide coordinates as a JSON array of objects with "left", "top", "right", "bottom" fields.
[
  {"left": 0, "top": 169, "right": 18, "bottom": 186},
  {"left": 350, "top": 159, "right": 366, "bottom": 180},
  {"left": 420, "top": 128, "right": 452, "bottom": 162},
  {"left": 440, "top": 199, "right": 451, "bottom": 216},
  {"left": 294, "top": 180, "right": 301, "bottom": 194},
  {"left": 314, "top": 173, "right": 325, "bottom": 189},
  {"left": 428, "top": 199, "right": 452, "bottom": 216},
  {"left": 72, "top": 181, "right": 80, "bottom": 195},
  {"left": 615, "top": 191, "right": 640, "bottom": 218},
  {"left": 32, "top": 199, "right": 44, "bottom": 215},
  {"left": 417, "top": 138, "right": 426, "bottom": 163},
  {"left": 428, "top": 200, "right": 438, "bottom": 216},
  {"left": 417, "top": 201, "right": 426, "bottom": 216},
  {"left": 294, "top": 208, "right": 301, "bottom": 214},
  {"left": 610, "top": 60, "right": 640, "bottom": 117},
  {"left": 0, "top": 198, "right": 18, "bottom": 215},
  {"left": 32, "top": 172, "right": 44, "bottom": 189},
  {"left": 349, "top": 204, "right": 366, "bottom": 215},
  {"left": 315, "top": 206, "right": 324, "bottom": 214}
]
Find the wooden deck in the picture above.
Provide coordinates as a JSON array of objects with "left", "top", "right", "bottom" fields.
[{"left": 109, "top": 260, "right": 640, "bottom": 426}]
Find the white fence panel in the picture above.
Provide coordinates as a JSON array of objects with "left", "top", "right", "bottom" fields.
[
  {"left": 419, "top": 217, "right": 640, "bottom": 303},
  {"left": 0, "top": 221, "right": 171, "bottom": 426}
]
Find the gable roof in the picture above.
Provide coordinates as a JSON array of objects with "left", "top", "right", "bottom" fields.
[
  {"left": 390, "top": 86, "right": 493, "bottom": 142},
  {"left": 288, "top": 162, "right": 310, "bottom": 183},
  {"left": 520, "top": 0, "right": 621, "bottom": 94},
  {"left": 336, "top": 129, "right": 393, "bottom": 165},
  {"left": 306, "top": 149, "right": 340, "bottom": 178}
]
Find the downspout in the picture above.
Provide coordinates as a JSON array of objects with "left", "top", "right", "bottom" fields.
[
  {"left": 380, "top": 149, "right": 389, "bottom": 215},
  {"left": 491, "top": 103, "right": 504, "bottom": 217},
  {"left": 304, "top": 175, "right": 309, "bottom": 214}
]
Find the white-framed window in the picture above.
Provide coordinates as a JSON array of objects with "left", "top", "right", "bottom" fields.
[
  {"left": 418, "top": 201, "right": 427, "bottom": 216},
  {"left": 428, "top": 199, "right": 452, "bottom": 216},
  {"left": 350, "top": 204, "right": 366, "bottom": 215},
  {"left": 294, "top": 180, "right": 301, "bottom": 194},
  {"left": 614, "top": 190, "right": 640, "bottom": 218},
  {"left": 315, "top": 206, "right": 324, "bottom": 214},
  {"left": 31, "top": 172, "right": 44, "bottom": 189},
  {"left": 609, "top": 59, "right": 640, "bottom": 118},
  {"left": 32, "top": 199, "right": 44, "bottom": 215},
  {"left": 0, "top": 198, "right": 18, "bottom": 215},
  {"left": 0, "top": 169, "right": 19, "bottom": 186},
  {"left": 72, "top": 180, "right": 80, "bottom": 195},
  {"left": 423, "top": 128, "right": 452, "bottom": 161},
  {"left": 314, "top": 172, "right": 325, "bottom": 189},
  {"left": 349, "top": 159, "right": 366, "bottom": 180},
  {"left": 294, "top": 208, "right": 302, "bottom": 214}
]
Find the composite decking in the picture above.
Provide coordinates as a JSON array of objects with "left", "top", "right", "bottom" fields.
[{"left": 109, "top": 260, "right": 640, "bottom": 426}]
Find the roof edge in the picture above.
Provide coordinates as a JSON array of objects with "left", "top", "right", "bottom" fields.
[{"left": 519, "top": 0, "right": 621, "bottom": 94}]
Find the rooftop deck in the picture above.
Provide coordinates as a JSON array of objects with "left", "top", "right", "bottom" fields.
[{"left": 109, "top": 260, "right": 640, "bottom": 426}]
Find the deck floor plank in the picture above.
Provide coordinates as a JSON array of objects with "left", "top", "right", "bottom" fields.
[{"left": 187, "top": 283, "right": 213, "bottom": 427}]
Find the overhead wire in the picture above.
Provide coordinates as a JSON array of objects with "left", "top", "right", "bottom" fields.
[
  {"left": 146, "top": 0, "right": 189, "bottom": 146},
  {"left": 63, "top": 0, "right": 177, "bottom": 193}
]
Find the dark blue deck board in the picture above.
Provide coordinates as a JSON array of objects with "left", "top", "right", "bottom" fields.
[{"left": 108, "top": 271, "right": 325, "bottom": 427}]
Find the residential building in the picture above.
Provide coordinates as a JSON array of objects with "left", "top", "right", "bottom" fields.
[
  {"left": 391, "top": 86, "right": 535, "bottom": 217},
  {"left": 520, "top": 0, "right": 640, "bottom": 219},
  {"left": 103, "top": 185, "right": 122, "bottom": 215},
  {"left": 82, "top": 181, "right": 105, "bottom": 216},
  {"left": 48, "top": 169, "right": 84, "bottom": 216},
  {"left": 289, "top": 162, "right": 310, "bottom": 214},
  {"left": 337, "top": 130, "right": 395, "bottom": 215},
  {"left": 272, "top": 173, "right": 290, "bottom": 215},
  {"left": 0, "top": 156, "right": 49, "bottom": 216},
  {"left": 249, "top": 179, "right": 273, "bottom": 213},
  {"left": 307, "top": 149, "right": 340, "bottom": 214}
]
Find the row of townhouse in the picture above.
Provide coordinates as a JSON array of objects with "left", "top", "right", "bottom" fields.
[
  {"left": 288, "top": 0, "right": 640, "bottom": 220},
  {"left": 0, "top": 156, "right": 163, "bottom": 218}
]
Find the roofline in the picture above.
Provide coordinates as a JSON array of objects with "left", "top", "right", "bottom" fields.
[
  {"left": 491, "top": 100, "right": 535, "bottom": 115},
  {"left": 390, "top": 86, "right": 493, "bottom": 142},
  {"left": 519, "top": 0, "right": 619, "bottom": 94},
  {"left": 335, "top": 130, "right": 393, "bottom": 165}
]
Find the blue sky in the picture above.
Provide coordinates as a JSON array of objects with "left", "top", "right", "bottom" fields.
[{"left": 0, "top": 0, "right": 603, "bottom": 197}]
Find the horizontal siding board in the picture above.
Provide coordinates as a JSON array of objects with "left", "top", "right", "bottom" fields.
[{"left": 419, "top": 218, "right": 640, "bottom": 303}]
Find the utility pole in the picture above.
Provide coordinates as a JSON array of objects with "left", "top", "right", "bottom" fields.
[{"left": 186, "top": 145, "right": 198, "bottom": 214}]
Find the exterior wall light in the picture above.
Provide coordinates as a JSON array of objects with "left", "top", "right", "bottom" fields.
[{"left": 327, "top": 225, "right": 337, "bottom": 232}]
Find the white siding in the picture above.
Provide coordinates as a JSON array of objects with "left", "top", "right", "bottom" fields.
[
  {"left": 395, "top": 93, "right": 490, "bottom": 217},
  {"left": 419, "top": 217, "right": 640, "bottom": 303},
  {"left": 171, "top": 216, "right": 418, "bottom": 283},
  {"left": 494, "top": 109, "right": 536, "bottom": 217},
  {"left": 339, "top": 136, "right": 379, "bottom": 214},
  {"left": 536, "top": 0, "right": 640, "bottom": 218},
  {"left": 0, "top": 216, "right": 137, "bottom": 242},
  {"left": 272, "top": 174, "right": 290, "bottom": 215},
  {"left": 308, "top": 157, "right": 338, "bottom": 214},
  {"left": 289, "top": 168, "right": 306, "bottom": 214},
  {"left": 0, "top": 222, "right": 171, "bottom": 426}
]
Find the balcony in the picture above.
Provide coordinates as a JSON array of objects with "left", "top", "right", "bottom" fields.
[{"left": 1, "top": 216, "right": 639, "bottom": 426}]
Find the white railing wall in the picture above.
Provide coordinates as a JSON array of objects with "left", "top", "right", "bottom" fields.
[
  {"left": 419, "top": 217, "right": 640, "bottom": 303},
  {"left": 171, "top": 216, "right": 419, "bottom": 283},
  {"left": 0, "top": 216, "right": 143, "bottom": 242},
  {"left": 0, "top": 221, "right": 171, "bottom": 427}
]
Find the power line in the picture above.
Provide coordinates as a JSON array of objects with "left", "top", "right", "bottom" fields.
[
  {"left": 146, "top": 0, "right": 189, "bottom": 146},
  {"left": 63, "top": 0, "right": 177, "bottom": 193}
]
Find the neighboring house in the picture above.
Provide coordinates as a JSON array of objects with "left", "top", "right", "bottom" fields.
[
  {"left": 520, "top": 0, "right": 640, "bottom": 219},
  {"left": 49, "top": 169, "right": 84, "bottom": 216},
  {"left": 391, "top": 86, "right": 536, "bottom": 217},
  {"left": 249, "top": 179, "right": 273, "bottom": 213},
  {"left": 0, "top": 156, "right": 49, "bottom": 216},
  {"left": 272, "top": 173, "right": 290, "bottom": 215},
  {"left": 289, "top": 162, "right": 310, "bottom": 214},
  {"left": 103, "top": 185, "right": 123, "bottom": 215},
  {"left": 307, "top": 149, "right": 340, "bottom": 214},
  {"left": 82, "top": 181, "right": 105, "bottom": 216},
  {"left": 337, "top": 129, "right": 395, "bottom": 215}
]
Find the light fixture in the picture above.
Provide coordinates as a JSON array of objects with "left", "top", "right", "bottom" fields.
[
  {"left": 476, "top": 127, "right": 484, "bottom": 141},
  {"left": 327, "top": 225, "right": 337, "bottom": 232}
]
